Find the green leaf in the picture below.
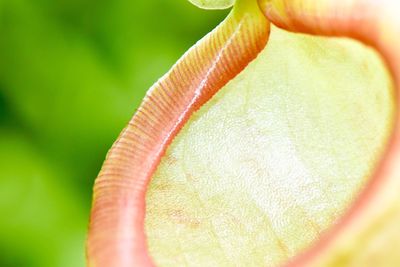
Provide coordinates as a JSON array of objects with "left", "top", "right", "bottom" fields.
[
  {"left": 0, "top": 129, "right": 86, "bottom": 267},
  {"left": 188, "top": 0, "right": 234, "bottom": 9}
]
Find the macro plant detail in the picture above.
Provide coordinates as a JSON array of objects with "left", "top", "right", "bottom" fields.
[{"left": 87, "top": 0, "right": 400, "bottom": 266}]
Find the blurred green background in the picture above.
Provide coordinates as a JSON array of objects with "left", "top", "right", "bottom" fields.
[{"left": 0, "top": 1, "right": 227, "bottom": 266}]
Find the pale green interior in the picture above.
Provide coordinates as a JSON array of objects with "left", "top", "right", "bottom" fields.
[{"left": 145, "top": 26, "right": 394, "bottom": 267}]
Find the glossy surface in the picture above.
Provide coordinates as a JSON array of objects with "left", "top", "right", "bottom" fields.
[{"left": 145, "top": 26, "right": 394, "bottom": 266}]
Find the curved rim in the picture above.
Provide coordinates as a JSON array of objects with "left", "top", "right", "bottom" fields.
[{"left": 86, "top": 1, "right": 270, "bottom": 266}]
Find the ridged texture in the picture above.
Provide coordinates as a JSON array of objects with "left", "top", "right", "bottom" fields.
[
  {"left": 86, "top": 0, "right": 269, "bottom": 266},
  {"left": 258, "top": 0, "right": 400, "bottom": 266}
]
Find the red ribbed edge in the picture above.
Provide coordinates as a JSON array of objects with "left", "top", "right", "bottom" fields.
[{"left": 87, "top": 2, "right": 270, "bottom": 266}]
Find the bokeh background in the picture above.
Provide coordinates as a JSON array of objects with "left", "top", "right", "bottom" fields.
[{"left": 0, "top": 1, "right": 227, "bottom": 266}]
